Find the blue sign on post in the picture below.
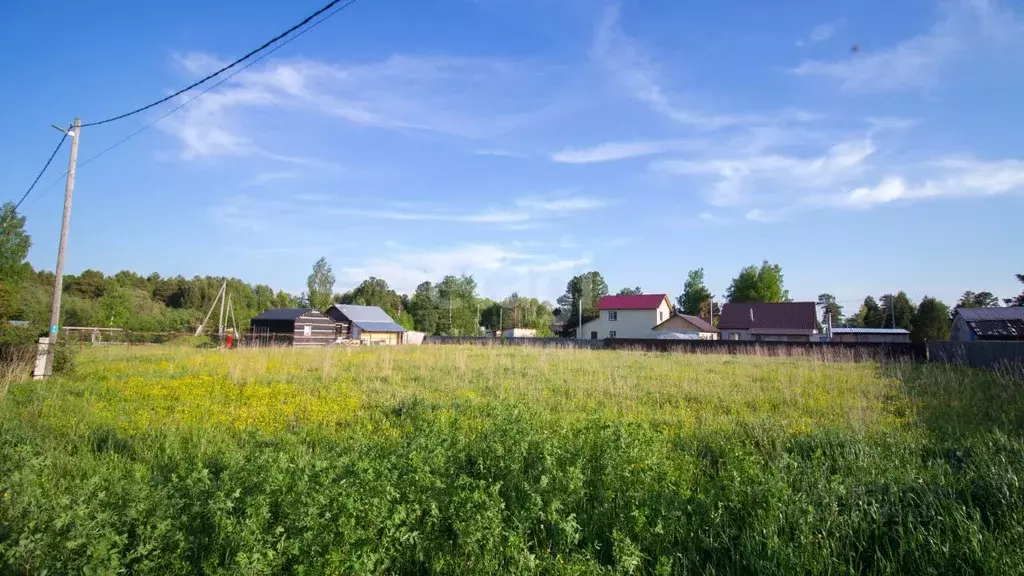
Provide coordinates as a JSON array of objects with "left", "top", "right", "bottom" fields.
[{"left": 50, "top": 325, "right": 58, "bottom": 333}]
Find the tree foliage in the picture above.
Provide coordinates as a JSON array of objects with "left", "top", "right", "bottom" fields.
[
  {"left": 617, "top": 286, "right": 643, "bottom": 296},
  {"left": 306, "top": 257, "right": 335, "bottom": 312},
  {"left": 336, "top": 277, "right": 407, "bottom": 321},
  {"left": 852, "top": 296, "right": 884, "bottom": 328},
  {"left": 879, "top": 292, "right": 916, "bottom": 332},
  {"left": 816, "top": 293, "right": 843, "bottom": 327},
  {"left": 957, "top": 291, "right": 1000, "bottom": 309},
  {"left": 726, "top": 261, "right": 788, "bottom": 303},
  {"left": 678, "top": 268, "right": 713, "bottom": 316},
  {"left": 480, "top": 293, "right": 554, "bottom": 335},
  {"left": 912, "top": 296, "right": 951, "bottom": 343},
  {"left": 1005, "top": 274, "right": 1024, "bottom": 307},
  {"left": 433, "top": 275, "right": 479, "bottom": 336},
  {"left": 556, "top": 271, "right": 609, "bottom": 337}
]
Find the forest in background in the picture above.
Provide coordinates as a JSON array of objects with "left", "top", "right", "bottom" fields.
[{"left": 3, "top": 202, "right": 1022, "bottom": 340}]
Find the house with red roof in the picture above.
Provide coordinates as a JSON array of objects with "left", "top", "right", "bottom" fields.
[{"left": 578, "top": 294, "right": 673, "bottom": 339}]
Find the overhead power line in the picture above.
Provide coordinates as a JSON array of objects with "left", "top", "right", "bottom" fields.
[
  {"left": 20, "top": 0, "right": 362, "bottom": 212},
  {"left": 11, "top": 130, "right": 68, "bottom": 211},
  {"left": 81, "top": 0, "right": 359, "bottom": 128}
]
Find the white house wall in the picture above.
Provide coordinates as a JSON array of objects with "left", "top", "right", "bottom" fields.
[{"left": 578, "top": 300, "right": 672, "bottom": 339}]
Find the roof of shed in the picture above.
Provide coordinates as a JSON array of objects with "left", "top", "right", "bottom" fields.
[
  {"left": 652, "top": 313, "right": 719, "bottom": 333},
  {"left": 718, "top": 302, "right": 818, "bottom": 331},
  {"left": 329, "top": 304, "right": 406, "bottom": 332},
  {"left": 597, "top": 294, "right": 670, "bottom": 310},
  {"left": 251, "top": 308, "right": 312, "bottom": 321},
  {"left": 954, "top": 307, "right": 1024, "bottom": 321},
  {"left": 832, "top": 328, "right": 910, "bottom": 334},
  {"left": 354, "top": 320, "right": 407, "bottom": 333}
]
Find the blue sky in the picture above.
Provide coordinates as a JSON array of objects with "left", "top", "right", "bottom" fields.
[{"left": 3, "top": 0, "right": 1023, "bottom": 311}]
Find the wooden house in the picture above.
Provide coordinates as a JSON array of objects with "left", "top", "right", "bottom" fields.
[{"left": 249, "top": 308, "right": 335, "bottom": 346}]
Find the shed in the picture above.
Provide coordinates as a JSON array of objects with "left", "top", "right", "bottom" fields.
[
  {"left": 250, "top": 308, "right": 335, "bottom": 346},
  {"left": 652, "top": 314, "right": 719, "bottom": 340},
  {"left": 831, "top": 328, "right": 911, "bottom": 343},
  {"left": 951, "top": 307, "right": 1024, "bottom": 341},
  {"left": 325, "top": 304, "right": 407, "bottom": 345}
]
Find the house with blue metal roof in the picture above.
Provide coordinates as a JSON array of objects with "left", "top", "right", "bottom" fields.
[{"left": 325, "top": 304, "right": 407, "bottom": 345}]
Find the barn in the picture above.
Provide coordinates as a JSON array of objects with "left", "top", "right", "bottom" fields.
[
  {"left": 249, "top": 308, "right": 336, "bottom": 346},
  {"left": 325, "top": 304, "right": 407, "bottom": 345}
]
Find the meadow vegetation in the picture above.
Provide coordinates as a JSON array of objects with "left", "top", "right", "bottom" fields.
[{"left": 1, "top": 346, "right": 1023, "bottom": 574}]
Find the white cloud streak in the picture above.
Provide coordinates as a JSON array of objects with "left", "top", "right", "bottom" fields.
[
  {"left": 592, "top": 5, "right": 815, "bottom": 130},
  {"left": 551, "top": 139, "right": 704, "bottom": 164},
  {"left": 165, "top": 53, "right": 558, "bottom": 159},
  {"left": 790, "top": 0, "right": 1023, "bottom": 92}
]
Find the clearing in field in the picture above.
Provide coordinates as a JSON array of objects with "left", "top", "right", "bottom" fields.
[{"left": 1, "top": 346, "right": 1023, "bottom": 574}]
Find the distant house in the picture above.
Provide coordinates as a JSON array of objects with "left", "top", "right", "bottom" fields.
[
  {"left": 831, "top": 328, "right": 910, "bottom": 343},
  {"left": 501, "top": 328, "right": 537, "bottom": 338},
  {"left": 250, "top": 308, "right": 336, "bottom": 346},
  {"left": 718, "top": 302, "right": 819, "bottom": 342},
  {"left": 652, "top": 313, "right": 719, "bottom": 340},
  {"left": 578, "top": 294, "right": 672, "bottom": 339},
  {"left": 325, "top": 304, "right": 407, "bottom": 345},
  {"left": 950, "top": 307, "right": 1024, "bottom": 341}
]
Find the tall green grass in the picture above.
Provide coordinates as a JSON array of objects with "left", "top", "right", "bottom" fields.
[{"left": 1, "top": 346, "right": 1023, "bottom": 574}]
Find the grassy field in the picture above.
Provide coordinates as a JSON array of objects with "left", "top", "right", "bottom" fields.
[{"left": 1, "top": 346, "right": 1023, "bottom": 574}]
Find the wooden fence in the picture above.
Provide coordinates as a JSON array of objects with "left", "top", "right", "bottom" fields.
[{"left": 424, "top": 336, "right": 925, "bottom": 361}]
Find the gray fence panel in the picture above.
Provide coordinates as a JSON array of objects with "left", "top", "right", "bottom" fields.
[{"left": 927, "top": 341, "right": 1024, "bottom": 373}]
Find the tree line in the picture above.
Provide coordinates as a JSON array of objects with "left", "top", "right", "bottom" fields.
[{"left": 4, "top": 202, "right": 1022, "bottom": 339}]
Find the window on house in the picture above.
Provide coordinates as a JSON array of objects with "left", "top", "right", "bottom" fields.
[
  {"left": 608, "top": 311, "right": 618, "bottom": 321},
  {"left": 658, "top": 311, "right": 663, "bottom": 322},
  {"left": 590, "top": 331, "right": 598, "bottom": 340},
  {"left": 303, "top": 325, "right": 312, "bottom": 337},
  {"left": 609, "top": 330, "right": 617, "bottom": 339}
]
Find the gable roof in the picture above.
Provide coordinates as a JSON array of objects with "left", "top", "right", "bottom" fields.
[
  {"left": 328, "top": 304, "right": 406, "bottom": 333},
  {"left": 954, "top": 307, "right": 1024, "bottom": 322},
  {"left": 597, "top": 294, "right": 670, "bottom": 311},
  {"left": 653, "top": 313, "right": 719, "bottom": 333},
  {"left": 954, "top": 306, "right": 1024, "bottom": 339},
  {"left": 718, "top": 302, "right": 818, "bottom": 332},
  {"left": 252, "top": 308, "right": 313, "bottom": 321}
]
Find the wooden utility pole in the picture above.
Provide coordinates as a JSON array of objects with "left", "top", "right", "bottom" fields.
[{"left": 42, "top": 118, "right": 81, "bottom": 377}]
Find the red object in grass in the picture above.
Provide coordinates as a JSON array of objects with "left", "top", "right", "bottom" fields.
[{"left": 226, "top": 335, "right": 233, "bottom": 349}]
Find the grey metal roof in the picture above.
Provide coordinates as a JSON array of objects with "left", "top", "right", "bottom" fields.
[
  {"left": 832, "top": 328, "right": 910, "bottom": 334},
  {"left": 655, "top": 332, "right": 701, "bottom": 340},
  {"left": 330, "top": 304, "right": 406, "bottom": 332},
  {"left": 354, "top": 320, "right": 407, "bottom": 333},
  {"left": 955, "top": 307, "right": 1024, "bottom": 321},
  {"left": 252, "top": 308, "right": 312, "bottom": 321}
]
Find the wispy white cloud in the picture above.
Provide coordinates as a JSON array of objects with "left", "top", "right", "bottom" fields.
[
  {"left": 653, "top": 137, "right": 876, "bottom": 205},
  {"left": 514, "top": 194, "right": 610, "bottom": 212},
  {"left": 165, "top": 53, "right": 559, "bottom": 159},
  {"left": 809, "top": 21, "right": 842, "bottom": 43},
  {"left": 790, "top": 0, "right": 1023, "bottom": 92},
  {"left": 592, "top": 5, "right": 817, "bottom": 130},
  {"left": 551, "top": 139, "right": 704, "bottom": 164},
  {"left": 340, "top": 243, "right": 589, "bottom": 298},
  {"left": 825, "top": 157, "right": 1024, "bottom": 209}
]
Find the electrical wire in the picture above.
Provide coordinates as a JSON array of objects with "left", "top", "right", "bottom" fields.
[
  {"left": 21, "top": 0, "right": 362, "bottom": 212},
  {"left": 10, "top": 130, "right": 68, "bottom": 211},
  {"left": 80, "top": 0, "right": 359, "bottom": 127}
]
